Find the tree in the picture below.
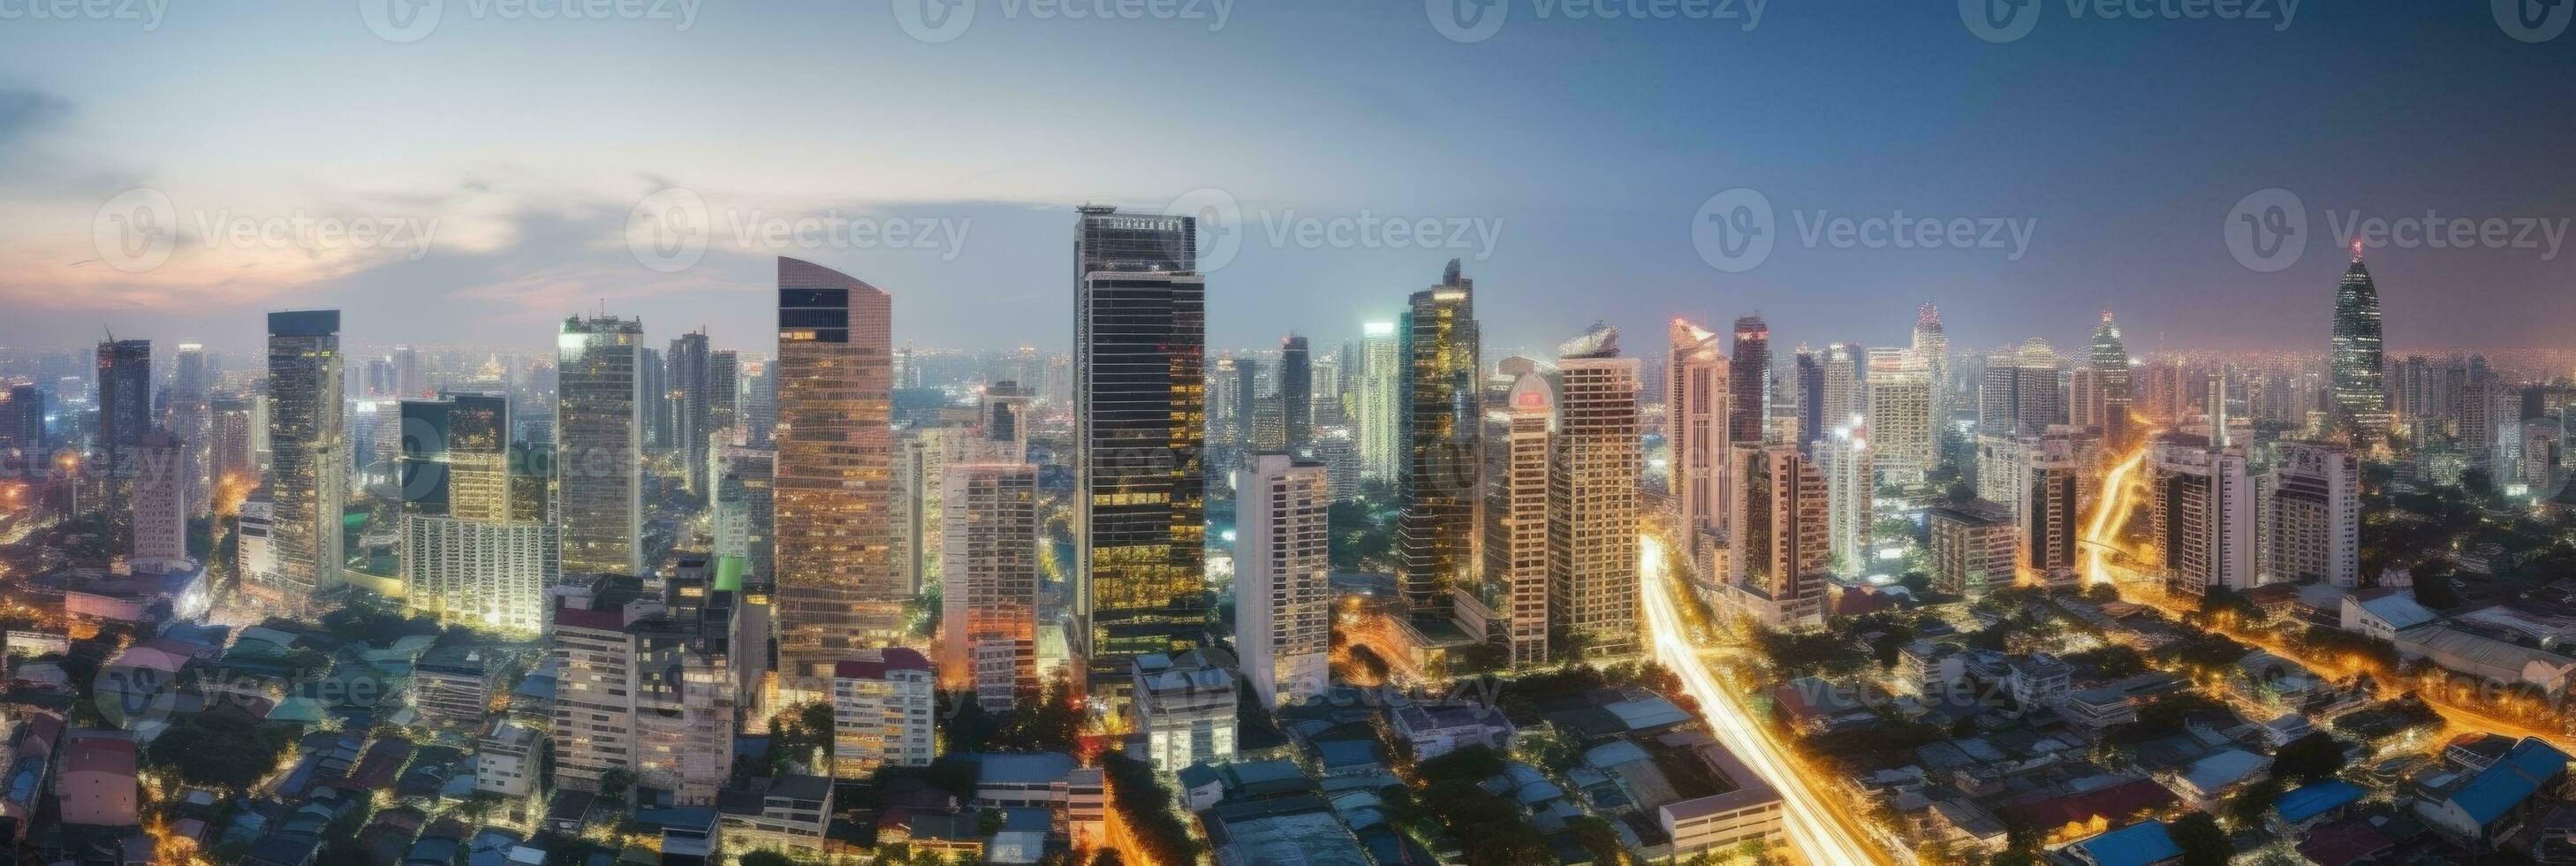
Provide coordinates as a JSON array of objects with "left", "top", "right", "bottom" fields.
[
  {"left": 143, "top": 710, "right": 295, "bottom": 789},
  {"left": 2227, "top": 776, "right": 2284, "bottom": 827},
  {"left": 1566, "top": 816, "right": 1632, "bottom": 866},
  {"left": 2271, "top": 733, "right": 2348, "bottom": 784},
  {"left": 2170, "top": 811, "right": 2231, "bottom": 866}
]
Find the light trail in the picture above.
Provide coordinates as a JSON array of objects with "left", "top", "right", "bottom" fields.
[
  {"left": 1639, "top": 533, "right": 1889, "bottom": 866},
  {"left": 2083, "top": 440, "right": 2154, "bottom": 584}
]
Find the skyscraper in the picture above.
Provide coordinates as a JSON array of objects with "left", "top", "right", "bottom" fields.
[
  {"left": 1279, "top": 334, "right": 1312, "bottom": 452},
  {"left": 131, "top": 429, "right": 191, "bottom": 573},
  {"left": 1666, "top": 320, "right": 1731, "bottom": 559},
  {"left": 1913, "top": 302, "right": 1949, "bottom": 417},
  {"left": 1729, "top": 444, "right": 1828, "bottom": 629},
  {"left": 557, "top": 314, "right": 644, "bottom": 577},
  {"left": 264, "top": 310, "right": 346, "bottom": 604},
  {"left": 1233, "top": 452, "right": 1330, "bottom": 710},
  {"left": 2016, "top": 434, "right": 2080, "bottom": 588},
  {"left": 1481, "top": 373, "right": 1553, "bottom": 667},
  {"left": 1816, "top": 418, "right": 1870, "bottom": 574},
  {"left": 1865, "top": 348, "right": 1934, "bottom": 487},
  {"left": 670, "top": 330, "right": 711, "bottom": 495},
  {"left": 1792, "top": 346, "right": 1823, "bottom": 452},
  {"left": 1072, "top": 206, "right": 1207, "bottom": 689},
  {"left": 1549, "top": 324, "right": 1640, "bottom": 657},
  {"left": 1728, "top": 316, "right": 1770, "bottom": 444},
  {"left": 1820, "top": 345, "right": 1860, "bottom": 436},
  {"left": 776, "top": 256, "right": 899, "bottom": 674},
  {"left": 2089, "top": 309, "right": 2131, "bottom": 436},
  {"left": 1396, "top": 260, "right": 1481, "bottom": 617},
  {"left": 2330, "top": 250, "right": 2391, "bottom": 441},
  {"left": 1358, "top": 321, "right": 1402, "bottom": 485},
  {"left": 94, "top": 338, "right": 150, "bottom": 498},
  {"left": 170, "top": 342, "right": 213, "bottom": 518}
]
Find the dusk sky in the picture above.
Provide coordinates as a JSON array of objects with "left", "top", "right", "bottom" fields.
[{"left": 1, "top": 0, "right": 2570, "bottom": 359}]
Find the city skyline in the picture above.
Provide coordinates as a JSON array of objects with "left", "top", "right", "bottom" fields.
[{"left": 3, "top": 4, "right": 2572, "bottom": 358}]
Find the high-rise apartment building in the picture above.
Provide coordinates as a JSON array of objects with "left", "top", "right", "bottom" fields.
[
  {"left": 2016, "top": 434, "right": 2080, "bottom": 588},
  {"left": 2151, "top": 437, "right": 2254, "bottom": 596},
  {"left": 1233, "top": 453, "right": 1330, "bottom": 710},
  {"left": 557, "top": 314, "right": 644, "bottom": 577},
  {"left": 1072, "top": 207, "right": 1207, "bottom": 689},
  {"left": 2264, "top": 442, "right": 2359, "bottom": 588},
  {"left": 1667, "top": 321, "right": 1731, "bottom": 561},
  {"left": 548, "top": 574, "right": 746, "bottom": 804},
  {"left": 1395, "top": 261, "right": 1481, "bottom": 617},
  {"left": 830, "top": 648, "right": 936, "bottom": 779},
  {"left": 940, "top": 462, "right": 1041, "bottom": 710},
  {"left": 1913, "top": 302, "right": 1949, "bottom": 418},
  {"left": 776, "top": 257, "right": 900, "bottom": 679},
  {"left": 1481, "top": 374, "right": 1553, "bottom": 667},
  {"left": 130, "top": 429, "right": 191, "bottom": 572},
  {"left": 264, "top": 311, "right": 345, "bottom": 603},
  {"left": 1549, "top": 326, "right": 1640, "bottom": 656}
]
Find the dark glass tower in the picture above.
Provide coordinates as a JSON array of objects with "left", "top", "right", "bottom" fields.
[
  {"left": 2330, "top": 254, "right": 2390, "bottom": 441},
  {"left": 1728, "top": 316, "right": 1770, "bottom": 444},
  {"left": 94, "top": 338, "right": 151, "bottom": 490},
  {"left": 1396, "top": 259, "right": 1481, "bottom": 616},
  {"left": 1280, "top": 334, "right": 1312, "bottom": 452},
  {"left": 1072, "top": 206, "right": 1207, "bottom": 687}
]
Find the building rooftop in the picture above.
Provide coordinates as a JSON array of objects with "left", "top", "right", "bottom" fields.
[
  {"left": 2065, "top": 820, "right": 2181, "bottom": 866},
  {"left": 2275, "top": 779, "right": 2366, "bottom": 824},
  {"left": 2450, "top": 737, "right": 2572, "bottom": 825}
]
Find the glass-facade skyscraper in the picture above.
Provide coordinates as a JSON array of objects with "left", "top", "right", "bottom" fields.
[
  {"left": 775, "top": 256, "right": 899, "bottom": 672},
  {"left": 2330, "top": 254, "right": 2390, "bottom": 441},
  {"left": 94, "top": 338, "right": 151, "bottom": 495},
  {"left": 264, "top": 310, "right": 346, "bottom": 604},
  {"left": 557, "top": 314, "right": 643, "bottom": 576},
  {"left": 1072, "top": 205, "right": 1207, "bottom": 689},
  {"left": 1396, "top": 260, "right": 1481, "bottom": 616},
  {"left": 1728, "top": 316, "right": 1769, "bottom": 445}
]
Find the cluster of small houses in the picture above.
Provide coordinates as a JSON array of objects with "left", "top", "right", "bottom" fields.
[{"left": 1768, "top": 589, "right": 2576, "bottom": 865}]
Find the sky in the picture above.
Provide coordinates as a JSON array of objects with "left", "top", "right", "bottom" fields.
[{"left": 0, "top": 0, "right": 2570, "bottom": 361}]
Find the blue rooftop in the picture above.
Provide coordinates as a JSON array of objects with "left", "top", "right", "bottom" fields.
[
  {"left": 2275, "top": 779, "right": 2366, "bottom": 824},
  {"left": 2069, "top": 820, "right": 2181, "bottom": 866},
  {"left": 2451, "top": 737, "right": 2572, "bottom": 826}
]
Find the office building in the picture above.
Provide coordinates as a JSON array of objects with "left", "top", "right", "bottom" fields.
[
  {"left": 1728, "top": 317, "right": 1769, "bottom": 444},
  {"left": 1913, "top": 302, "right": 1949, "bottom": 417},
  {"left": 1396, "top": 260, "right": 1481, "bottom": 617},
  {"left": 1133, "top": 650, "right": 1236, "bottom": 772},
  {"left": 94, "top": 338, "right": 150, "bottom": 499},
  {"left": 669, "top": 330, "right": 711, "bottom": 496},
  {"left": 1928, "top": 498, "right": 2014, "bottom": 596},
  {"left": 1279, "top": 335, "right": 1312, "bottom": 452},
  {"left": 1815, "top": 419, "right": 1870, "bottom": 575},
  {"left": 1072, "top": 206, "right": 1207, "bottom": 690},
  {"left": 1866, "top": 349, "right": 1934, "bottom": 487},
  {"left": 130, "top": 429, "right": 191, "bottom": 572},
  {"left": 776, "top": 256, "right": 900, "bottom": 678},
  {"left": 557, "top": 314, "right": 644, "bottom": 576},
  {"left": 2330, "top": 253, "right": 2391, "bottom": 441},
  {"left": 263, "top": 311, "right": 346, "bottom": 602}
]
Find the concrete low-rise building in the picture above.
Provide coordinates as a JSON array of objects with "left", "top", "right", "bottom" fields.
[
  {"left": 717, "top": 774, "right": 833, "bottom": 859},
  {"left": 2340, "top": 590, "right": 2438, "bottom": 642},
  {"left": 2416, "top": 737, "right": 2572, "bottom": 847},
  {"left": 2399, "top": 625, "right": 2576, "bottom": 695}
]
